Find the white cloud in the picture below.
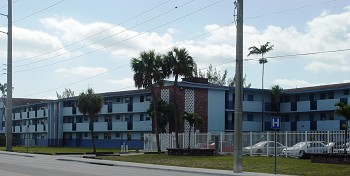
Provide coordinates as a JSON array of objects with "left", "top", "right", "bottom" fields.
[
  {"left": 40, "top": 18, "right": 174, "bottom": 58},
  {"left": 55, "top": 66, "right": 108, "bottom": 76},
  {"left": 0, "top": 26, "right": 69, "bottom": 61},
  {"left": 167, "top": 28, "right": 178, "bottom": 34},
  {"left": 305, "top": 61, "right": 350, "bottom": 73},
  {"left": 274, "top": 79, "right": 315, "bottom": 89}
]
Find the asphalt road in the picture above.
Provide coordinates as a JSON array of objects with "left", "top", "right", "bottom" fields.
[{"left": 0, "top": 152, "right": 288, "bottom": 176}]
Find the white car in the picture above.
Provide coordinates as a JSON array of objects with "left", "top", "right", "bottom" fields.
[
  {"left": 243, "top": 141, "right": 286, "bottom": 156},
  {"left": 281, "top": 141, "right": 329, "bottom": 157}
]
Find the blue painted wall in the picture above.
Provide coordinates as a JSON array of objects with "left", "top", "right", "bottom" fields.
[{"left": 208, "top": 89, "right": 225, "bottom": 132}]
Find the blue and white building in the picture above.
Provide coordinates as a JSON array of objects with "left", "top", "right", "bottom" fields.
[{"left": 0, "top": 79, "right": 349, "bottom": 148}]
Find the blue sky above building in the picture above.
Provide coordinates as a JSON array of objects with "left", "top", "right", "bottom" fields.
[{"left": 0, "top": 0, "right": 349, "bottom": 99}]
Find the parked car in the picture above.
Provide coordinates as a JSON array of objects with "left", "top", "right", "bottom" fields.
[
  {"left": 281, "top": 141, "right": 330, "bottom": 157},
  {"left": 243, "top": 141, "right": 286, "bottom": 156},
  {"left": 332, "top": 142, "right": 350, "bottom": 153}
]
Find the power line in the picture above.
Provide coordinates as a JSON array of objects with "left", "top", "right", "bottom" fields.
[
  {"left": 20, "top": 0, "right": 347, "bottom": 97},
  {"left": 23, "top": 63, "right": 130, "bottom": 97},
  {"left": 14, "top": 0, "right": 338, "bottom": 68},
  {"left": 14, "top": 0, "right": 223, "bottom": 72},
  {"left": 0, "top": 0, "right": 19, "bottom": 10},
  {"left": 245, "top": 0, "right": 340, "bottom": 21},
  {"left": 22, "top": 17, "right": 231, "bottom": 97},
  {"left": 245, "top": 48, "right": 350, "bottom": 61},
  {"left": 13, "top": 0, "right": 175, "bottom": 64},
  {"left": 13, "top": 0, "right": 196, "bottom": 68},
  {"left": 1, "top": 0, "right": 64, "bottom": 28},
  {"left": 22, "top": 22, "right": 350, "bottom": 97},
  {"left": 200, "top": 48, "right": 350, "bottom": 71}
]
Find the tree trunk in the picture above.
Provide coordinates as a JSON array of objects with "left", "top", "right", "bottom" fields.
[
  {"left": 150, "top": 85, "right": 161, "bottom": 154},
  {"left": 261, "top": 62, "right": 265, "bottom": 131},
  {"left": 173, "top": 75, "right": 180, "bottom": 148},
  {"left": 90, "top": 115, "right": 96, "bottom": 154}
]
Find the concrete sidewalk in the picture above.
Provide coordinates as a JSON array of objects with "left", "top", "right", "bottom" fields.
[{"left": 0, "top": 151, "right": 291, "bottom": 176}]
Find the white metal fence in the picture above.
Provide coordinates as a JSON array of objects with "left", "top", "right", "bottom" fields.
[{"left": 144, "top": 131, "right": 350, "bottom": 156}]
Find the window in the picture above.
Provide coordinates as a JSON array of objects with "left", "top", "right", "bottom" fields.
[
  {"left": 84, "top": 116, "right": 88, "bottom": 122},
  {"left": 140, "top": 114, "right": 144, "bottom": 121},
  {"left": 84, "top": 133, "right": 88, "bottom": 138},
  {"left": 105, "top": 100, "right": 112, "bottom": 105},
  {"left": 146, "top": 116, "right": 151, "bottom": 121},
  {"left": 320, "top": 93, "right": 326, "bottom": 100},
  {"left": 127, "top": 133, "right": 132, "bottom": 141},
  {"left": 125, "top": 117, "right": 129, "bottom": 122},
  {"left": 63, "top": 117, "right": 73, "bottom": 123},
  {"left": 116, "top": 97, "right": 122, "bottom": 103},
  {"left": 93, "top": 133, "right": 99, "bottom": 139},
  {"left": 115, "top": 132, "right": 120, "bottom": 138},
  {"left": 328, "top": 91, "right": 334, "bottom": 99},
  {"left": 140, "top": 96, "right": 144, "bottom": 102},
  {"left": 344, "top": 90, "right": 349, "bottom": 95},
  {"left": 64, "top": 133, "right": 72, "bottom": 139},
  {"left": 247, "top": 95, "right": 254, "bottom": 101},
  {"left": 309, "top": 114, "right": 314, "bottom": 121},
  {"left": 328, "top": 113, "right": 334, "bottom": 120},
  {"left": 104, "top": 132, "right": 111, "bottom": 139},
  {"left": 247, "top": 114, "right": 253, "bottom": 121},
  {"left": 125, "top": 97, "right": 130, "bottom": 103},
  {"left": 309, "top": 94, "right": 314, "bottom": 101},
  {"left": 141, "top": 132, "right": 144, "bottom": 141},
  {"left": 76, "top": 116, "right": 83, "bottom": 123},
  {"left": 105, "top": 116, "right": 112, "bottom": 122},
  {"left": 92, "top": 118, "right": 98, "bottom": 122},
  {"left": 116, "top": 115, "right": 121, "bottom": 121}
]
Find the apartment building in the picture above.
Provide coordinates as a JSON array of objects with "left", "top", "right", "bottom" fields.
[{"left": 0, "top": 79, "right": 349, "bottom": 148}]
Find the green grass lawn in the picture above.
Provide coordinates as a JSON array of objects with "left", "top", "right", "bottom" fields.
[
  {"left": 100, "top": 154, "right": 350, "bottom": 176},
  {"left": 1, "top": 146, "right": 120, "bottom": 154},
  {"left": 2, "top": 146, "right": 349, "bottom": 176}
]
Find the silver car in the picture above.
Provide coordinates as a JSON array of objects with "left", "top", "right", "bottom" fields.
[
  {"left": 243, "top": 141, "right": 286, "bottom": 156},
  {"left": 281, "top": 141, "right": 329, "bottom": 157}
]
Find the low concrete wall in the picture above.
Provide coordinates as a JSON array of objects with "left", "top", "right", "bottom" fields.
[{"left": 311, "top": 154, "right": 350, "bottom": 164}]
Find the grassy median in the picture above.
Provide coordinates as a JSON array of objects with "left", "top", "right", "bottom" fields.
[
  {"left": 2, "top": 147, "right": 350, "bottom": 176},
  {"left": 100, "top": 154, "right": 350, "bottom": 176}
]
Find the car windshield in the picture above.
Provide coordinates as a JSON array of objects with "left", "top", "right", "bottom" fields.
[
  {"left": 292, "top": 142, "right": 307, "bottom": 148},
  {"left": 253, "top": 141, "right": 267, "bottom": 147}
]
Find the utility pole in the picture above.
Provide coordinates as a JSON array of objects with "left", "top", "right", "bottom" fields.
[
  {"left": 5, "top": 0, "right": 13, "bottom": 151},
  {"left": 233, "top": 0, "right": 243, "bottom": 173}
]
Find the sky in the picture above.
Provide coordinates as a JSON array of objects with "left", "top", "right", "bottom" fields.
[{"left": 0, "top": 0, "right": 350, "bottom": 99}]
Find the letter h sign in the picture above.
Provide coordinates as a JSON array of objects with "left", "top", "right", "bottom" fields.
[{"left": 271, "top": 116, "right": 281, "bottom": 129}]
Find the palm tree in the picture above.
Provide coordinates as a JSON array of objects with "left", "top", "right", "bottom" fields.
[
  {"left": 182, "top": 112, "right": 203, "bottom": 149},
  {"left": 147, "top": 100, "right": 171, "bottom": 134},
  {"left": 77, "top": 88, "right": 103, "bottom": 153},
  {"left": 131, "top": 50, "right": 165, "bottom": 153},
  {"left": 164, "top": 47, "right": 195, "bottom": 148},
  {"left": 0, "top": 83, "right": 7, "bottom": 97},
  {"left": 335, "top": 102, "right": 350, "bottom": 154},
  {"left": 248, "top": 42, "right": 274, "bottom": 131},
  {"left": 271, "top": 85, "right": 283, "bottom": 113}
]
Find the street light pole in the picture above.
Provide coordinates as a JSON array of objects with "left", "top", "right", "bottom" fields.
[
  {"left": 233, "top": 0, "right": 243, "bottom": 173},
  {"left": 5, "top": 0, "right": 13, "bottom": 151}
]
